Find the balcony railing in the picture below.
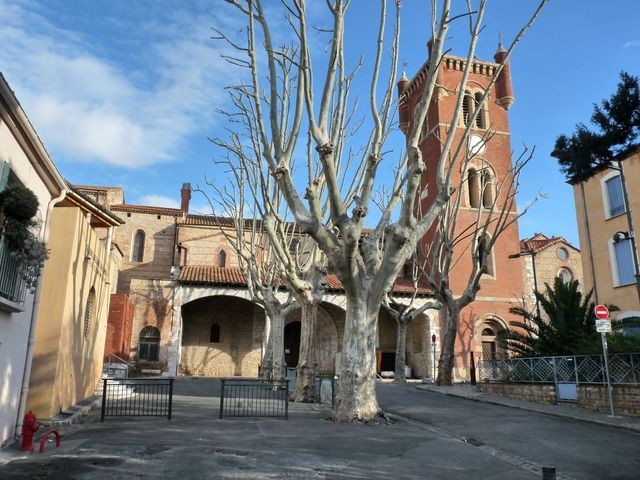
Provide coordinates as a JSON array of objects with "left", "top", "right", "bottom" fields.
[{"left": 0, "top": 236, "right": 26, "bottom": 304}]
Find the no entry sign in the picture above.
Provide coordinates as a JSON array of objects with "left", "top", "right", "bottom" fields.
[{"left": 595, "top": 304, "right": 610, "bottom": 320}]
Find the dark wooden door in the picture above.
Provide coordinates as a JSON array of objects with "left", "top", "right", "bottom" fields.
[{"left": 284, "top": 321, "right": 301, "bottom": 367}]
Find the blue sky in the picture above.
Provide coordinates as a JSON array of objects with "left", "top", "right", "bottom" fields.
[{"left": 1, "top": 0, "right": 639, "bottom": 247}]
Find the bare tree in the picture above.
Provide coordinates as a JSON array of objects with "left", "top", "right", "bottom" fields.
[
  {"left": 202, "top": 166, "right": 298, "bottom": 382},
  {"left": 381, "top": 257, "right": 439, "bottom": 383},
  {"left": 217, "top": 0, "right": 546, "bottom": 421},
  {"left": 418, "top": 148, "right": 538, "bottom": 385},
  {"left": 209, "top": 123, "right": 328, "bottom": 401}
]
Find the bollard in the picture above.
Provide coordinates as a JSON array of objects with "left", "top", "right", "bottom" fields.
[
  {"left": 38, "top": 429, "right": 61, "bottom": 453},
  {"left": 542, "top": 466, "right": 556, "bottom": 480}
]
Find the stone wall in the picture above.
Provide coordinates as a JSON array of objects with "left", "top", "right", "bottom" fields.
[
  {"left": 111, "top": 209, "right": 178, "bottom": 293},
  {"left": 179, "top": 295, "right": 264, "bottom": 377},
  {"left": 478, "top": 382, "right": 640, "bottom": 416}
]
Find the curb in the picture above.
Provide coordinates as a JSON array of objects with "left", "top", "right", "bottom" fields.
[{"left": 416, "top": 386, "right": 640, "bottom": 434}]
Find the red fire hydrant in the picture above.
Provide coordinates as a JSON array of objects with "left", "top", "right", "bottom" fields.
[{"left": 20, "top": 411, "right": 39, "bottom": 452}]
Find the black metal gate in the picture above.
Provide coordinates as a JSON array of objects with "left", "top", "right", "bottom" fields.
[
  {"left": 100, "top": 378, "right": 174, "bottom": 421},
  {"left": 219, "top": 378, "right": 289, "bottom": 419}
]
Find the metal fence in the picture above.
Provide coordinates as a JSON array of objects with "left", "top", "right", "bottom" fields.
[
  {"left": 219, "top": 378, "right": 289, "bottom": 419},
  {"left": 286, "top": 368, "right": 336, "bottom": 407},
  {"left": 478, "top": 353, "right": 640, "bottom": 385},
  {"left": 100, "top": 378, "right": 174, "bottom": 421},
  {"left": 0, "top": 236, "right": 26, "bottom": 303}
]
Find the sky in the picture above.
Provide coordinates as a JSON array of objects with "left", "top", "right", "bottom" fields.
[{"left": 0, "top": 0, "right": 639, "bottom": 247}]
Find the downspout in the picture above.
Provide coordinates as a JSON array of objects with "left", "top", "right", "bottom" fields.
[
  {"left": 529, "top": 250, "right": 540, "bottom": 318},
  {"left": 15, "top": 188, "right": 67, "bottom": 438},
  {"left": 106, "top": 226, "right": 113, "bottom": 253},
  {"left": 580, "top": 182, "right": 599, "bottom": 304}
]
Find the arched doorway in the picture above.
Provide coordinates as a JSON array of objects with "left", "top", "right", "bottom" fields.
[
  {"left": 138, "top": 326, "right": 161, "bottom": 362},
  {"left": 179, "top": 295, "right": 264, "bottom": 377},
  {"left": 475, "top": 318, "right": 506, "bottom": 363},
  {"left": 284, "top": 321, "right": 301, "bottom": 367}
]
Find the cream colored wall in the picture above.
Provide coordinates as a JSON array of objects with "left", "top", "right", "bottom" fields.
[
  {"left": 27, "top": 208, "right": 112, "bottom": 418},
  {"left": 573, "top": 153, "right": 640, "bottom": 316}
]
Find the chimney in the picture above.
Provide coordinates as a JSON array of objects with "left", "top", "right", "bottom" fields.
[{"left": 180, "top": 182, "right": 191, "bottom": 213}]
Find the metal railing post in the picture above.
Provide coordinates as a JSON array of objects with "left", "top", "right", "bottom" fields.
[
  {"left": 167, "top": 379, "right": 173, "bottom": 420},
  {"left": 101, "top": 378, "right": 108, "bottom": 422},
  {"left": 284, "top": 380, "right": 289, "bottom": 419},
  {"left": 219, "top": 379, "right": 226, "bottom": 419}
]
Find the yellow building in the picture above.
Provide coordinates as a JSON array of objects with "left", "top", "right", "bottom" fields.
[
  {"left": 572, "top": 150, "right": 640, "bottom": 321},
  {"left": 26, "top": 187, "right": 123, "bottom": 418}
]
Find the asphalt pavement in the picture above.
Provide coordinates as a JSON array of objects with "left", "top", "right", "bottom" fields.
[{"left": 0, "top": 379, "right": 638, "bottom": 479}]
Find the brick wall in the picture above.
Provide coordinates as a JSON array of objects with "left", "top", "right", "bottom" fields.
[
  {"left": 479, "top": 383, "right": 640, "bottom": 416},
  {"left": 104, "top": 293, "right": 134, "bottom": 361}
]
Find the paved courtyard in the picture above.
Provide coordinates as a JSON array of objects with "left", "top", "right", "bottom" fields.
[{"left": 0, "top": 379, "right": 638, "bottom": 479}]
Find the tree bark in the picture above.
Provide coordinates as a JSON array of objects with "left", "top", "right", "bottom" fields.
[
  {"left": 290, "top": 300, "right": 318, "bottom": 402},
  {"left": 259, "top": 314, "right": 273, "bottom": 379},
  {"left": 394, "top": 319, "right": 409, "bottom": 383},
  {"left": 334, "top": 295, "right": 381, "bottom": 422},
  {"left": 437, "top": 304, "right": 459, "bottom": 386},
  {"left": 269, "top": 310, "right": 286, "bottom": 381}
]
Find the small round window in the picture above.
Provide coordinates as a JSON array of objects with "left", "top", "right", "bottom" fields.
[{"left": 557, "top": 247, "right": 569, "bottom": 261}]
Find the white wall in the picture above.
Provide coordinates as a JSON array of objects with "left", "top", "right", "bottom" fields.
[{"left": 0, "top": 120, "right": 53, "bottom": 447}]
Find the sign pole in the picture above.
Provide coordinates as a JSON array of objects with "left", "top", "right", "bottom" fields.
[
  {"left": 594, "top": 304, "right": 615, "bottom": 417},
  {"left": 600, "top": 332, "right": 615, "bottom": 417}
]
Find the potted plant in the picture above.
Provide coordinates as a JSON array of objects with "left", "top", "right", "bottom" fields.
[{"left": 0, "top": 184, "right": 49, "bottom": 291}]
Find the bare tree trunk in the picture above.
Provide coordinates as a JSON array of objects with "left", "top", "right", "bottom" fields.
[
  {"left": 334, "top": 296, "right": 381, "bottom": 422},
  {"left": 259, "top": 314, "right": 273, "bottom": 379},
  {"left": 394, "top": 319, "right": 408, "bottom": 383},
  {"left": 291, "top": 300, "right": 318, "bottom": 402},
  {"left": 269, "top": 310, "right": 286, "bottom": 381},
  {"left": 437, "top": 304, "right": 459, "bottom": 386}
]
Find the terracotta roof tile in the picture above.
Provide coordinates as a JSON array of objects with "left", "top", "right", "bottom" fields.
[
  {"left": 111, "top": 204, "right": 183, "bottom": 216},
  {"left": 179, "top": 265, "right": 247, "bottom": 286},
  {"left": 519, "top": 234, "right": 578, "bottom": 254},
  {"left": 179, "top": 266, "right": 431, "bottom": 295}
]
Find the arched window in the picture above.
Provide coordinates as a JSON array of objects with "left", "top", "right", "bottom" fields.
[
  {"left": 462, "top": 92, "right": 473, "bottom": 126},
  {"left": 210, "top": 323, "right": 221, "bottom": 343},
  {"left": 131, "top": 230, "right": 145, "bottom": 262},
  {"left": 138, "top": 326, "right": 160, "bottom": 362},
  {"left": 83, "top": 287, "right": 96, "bottom": 338},
  {"left": 481, "top": 169, "right": 494, "bottom": 208},
  {"left": 474, "top": 92, "right": 486, "bottom": 129},
  {"left": 218, "top": 250, "right": 227, "bottom": 268},
  {"left": 558, "top": 268, "right": 573, "bottom": 284},
  {"left": 467, "top": 168, "right": 480, "bottom": 208},
  {"left": 477, "top": 234, "right": 495, "bottom": 277}
]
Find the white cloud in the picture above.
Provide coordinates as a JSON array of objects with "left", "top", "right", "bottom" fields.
[
  {"left": 623, "top": 40, "right": 640, "bottom": 48},
  {"left": 0, "top": 0, "right": 242, "bottom": 168}
]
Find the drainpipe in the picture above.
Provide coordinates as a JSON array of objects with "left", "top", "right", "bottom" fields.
[
  {"left": 106, "top": 226, "right": 113, "bottom": 253},
  {"left": 15, "top": 188, "right": 67, "bottom": 438},
  {"left": 529, "top": 250, "right": 541, "bottom": 319}
]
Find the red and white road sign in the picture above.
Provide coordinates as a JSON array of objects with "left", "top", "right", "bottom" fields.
[{"left": 595, "top": 304, "right": 610, "bottom": 320}]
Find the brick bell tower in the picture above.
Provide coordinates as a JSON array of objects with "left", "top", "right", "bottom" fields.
[{"left": 398, "top": 43, "right": 524, "bottom": 381}]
